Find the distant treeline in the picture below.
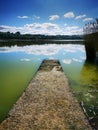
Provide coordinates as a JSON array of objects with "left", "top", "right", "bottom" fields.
[{"left": 0, "top": 31, "right": 83, "bottom": 40}]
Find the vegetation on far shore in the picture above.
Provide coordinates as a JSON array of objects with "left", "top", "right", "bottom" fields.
[
  {"left": 0, "top": 31, "right": 83, "bottom": 46},
  {"left": 0, "top": 31, "right": 83, "bottom": 40}
]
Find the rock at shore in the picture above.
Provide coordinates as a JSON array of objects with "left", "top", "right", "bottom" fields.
[{"left": 0, "top": 60, "right": 92, "bottom": 130}]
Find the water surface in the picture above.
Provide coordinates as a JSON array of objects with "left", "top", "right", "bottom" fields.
[{"left": 0, "top": 43, "right": 98, "bottom": 128}]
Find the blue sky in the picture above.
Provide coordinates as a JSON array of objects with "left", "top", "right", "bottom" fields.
[{"left": 0, "top": 0, "right": 98, "bottom": 35}]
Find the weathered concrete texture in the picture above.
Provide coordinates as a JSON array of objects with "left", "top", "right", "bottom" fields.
[{"left": 0, "top": 60, "right": 92, "bottom": 130}]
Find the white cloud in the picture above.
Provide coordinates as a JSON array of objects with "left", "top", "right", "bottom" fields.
[
  {"left": 0, "top": 23, "right": 60, "bottom": 35},
  {"left": 64, "top": 26, "right": 83, "bottom": 35},
  {"left": 0, "top": 22, "right": 83, "bottom": 35},
  {"left": 33, "top": 15, "right": 40, "bottom": 20},
  {"left": 17, "top": 16, "right": 29, "bottom": 19},
  {"left": 23, "top": 23, "right": 61, "bottom": 35},
  {"left": 83, "top": 17, "right": 93, "bottom": 22},
  {"left": 43, "top": 23, "right": 59, "bottom": 29},
  {"left": 66, "top": 26, "right": 79, "bottom": 30},
  {"left": 64, "top": 12, "right": 75, "bottom": 18},
  {"left": 49, "top": 15, "right": 59, "bottom": 21},
  {"left": 0, "top": 25, "right": 22, "bottom": 33},
  {"left": 76, "top": 14, "right": 86, "bottom": 19}
]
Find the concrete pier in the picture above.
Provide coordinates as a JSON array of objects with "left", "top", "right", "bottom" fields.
[{"left": 0, "top": 60, "right": 92, "bottom": 130}]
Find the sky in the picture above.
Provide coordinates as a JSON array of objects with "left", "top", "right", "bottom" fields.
[{"left": 0, "top": 0, "right": 98, "bottom": 35}]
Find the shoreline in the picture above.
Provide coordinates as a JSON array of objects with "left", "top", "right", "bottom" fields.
[{"left": 0, "top": 39, "right": 84, "bottom": 47}]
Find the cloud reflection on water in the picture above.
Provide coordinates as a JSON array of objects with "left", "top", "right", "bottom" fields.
[
  {"left": 62, "top": 59, "right": 72, "bottom": 64},
  {"left": 0, "top": 44, "right": 86, "bottom": 63}
]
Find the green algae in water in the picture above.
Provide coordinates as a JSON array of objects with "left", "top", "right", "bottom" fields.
[
  {"left": 0, "top": 52, "right": 41, "bottom": 122},
  {"left": 61, "top": 61, "right": 98, "bottom": 129}
]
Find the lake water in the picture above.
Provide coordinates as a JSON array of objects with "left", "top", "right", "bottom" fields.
[{"left": 0, "top": 42, "right": 98, "bottom": 128}]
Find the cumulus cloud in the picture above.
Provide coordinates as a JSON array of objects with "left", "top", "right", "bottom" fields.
[
  {"left": 64, "top": 26, "right": 83, "bottom": 35},
  {"left": 49, "top": 15, "right": 59, "bottom": 21},
  {"left": 83, "top": 17, "right": 93, "bottom": 22},
  {"left": 66, "top": 26, "right": 79, "bottom": 30},
  {"left": 0, "top": 23, "right": 60, "bottom": 35},
  {"left": 64, "top": 12, "right": 75, "bottom": 18},
  {"left": 76, "top": 14, "right": 86, "bottom": 19},
  {"left": 33, "top": 15, "right": 40, "bottom": 20},
  {"left": 23, "top": 22, "right": 61, "bottom": 35},
  {"left": 43, "top": 23, "right": 59, "bottom": 30},
  {"left": 0, "top": 25, "right": 22, "bottom": 33},
  {"left": 0, "top": 22, "right": 83, "bottom": 35},
  {"left": 17, "top": 16, "right": 29, "bottom": 19},
  {"left": 0, "top": 26, "right": 5, "bottom": 30}
]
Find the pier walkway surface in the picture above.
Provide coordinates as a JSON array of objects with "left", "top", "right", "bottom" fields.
[{"left": 0, "top": 60, "right": 92, "bottom": 130}]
